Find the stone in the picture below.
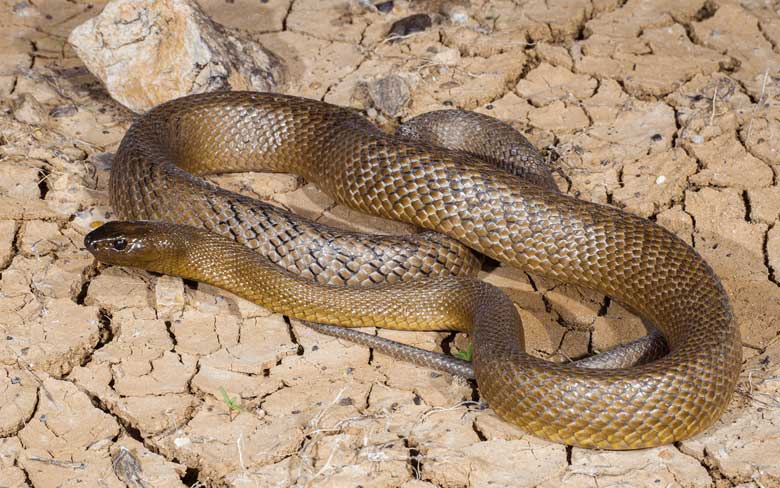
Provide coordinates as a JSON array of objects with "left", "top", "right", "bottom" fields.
[
  {"left": 68, "top": 0, "right": 284, "bottom": 113},
  {"left": 154, "top": 275, "right": 185, "bottom": 319},
  {"left": 365, "top": 74, "right": 410, "bottom": 117}
]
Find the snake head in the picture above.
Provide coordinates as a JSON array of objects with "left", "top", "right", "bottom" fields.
[{"left": 84, "top": 221, "right": 180, "bottom": 272}]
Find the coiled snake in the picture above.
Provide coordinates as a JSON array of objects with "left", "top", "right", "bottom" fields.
[{"left": 85, "top": 92, "right": 741, "bottom": 449}]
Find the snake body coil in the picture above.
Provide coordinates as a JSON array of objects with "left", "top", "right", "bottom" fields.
[{"left": 92, "top": 92, "right": 741, "bottom": 449}]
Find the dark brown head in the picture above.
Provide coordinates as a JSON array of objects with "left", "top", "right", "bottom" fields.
[{"left": 84, "top": 221, "right": 185, "bottom": 272}]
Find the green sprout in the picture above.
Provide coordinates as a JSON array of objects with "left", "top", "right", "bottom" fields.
[
  {"left": 454, "top": 343, "right": 473, "bottom": 361},
  {"left": 218, "top": 386, "right": 243, "bottom": 413}
]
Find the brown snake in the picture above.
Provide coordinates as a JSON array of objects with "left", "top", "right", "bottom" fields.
[{"left": 85, "top": 91, "right": 741, "bottom": 449}]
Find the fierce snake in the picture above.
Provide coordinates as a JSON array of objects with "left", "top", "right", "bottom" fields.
[{"left": 84, "top": 91, "right": 741, "bottom": 449}]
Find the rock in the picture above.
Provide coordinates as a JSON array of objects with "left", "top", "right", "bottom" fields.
[
  {"left": 365, "top": 74, "right": 410, "bottom": 117},
  {"left": 154, "top": 275, "right": 185, "bottom": 319},
  {"left": 68, "top": 0, "right": 284, "bottom": 113},
  {"left": 388, "top": 14, "right": 432, "bottom": 40}
]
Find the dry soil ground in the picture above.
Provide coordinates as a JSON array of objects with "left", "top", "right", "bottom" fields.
[{"left": 1, "top": 0, "right": 780, "bottom": 487}]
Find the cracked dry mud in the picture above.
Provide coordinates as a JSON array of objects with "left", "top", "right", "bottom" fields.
[{"left": 1, "top": 0, "right": 779, "bottom": 487}]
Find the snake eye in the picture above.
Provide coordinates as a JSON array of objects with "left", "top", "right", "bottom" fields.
[{"left": 112, "top": 238, "right": 128, "bottom": 251}]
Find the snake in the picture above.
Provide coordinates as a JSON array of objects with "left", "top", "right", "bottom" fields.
[{"left": 84, "top": 91, "right": 741, "bottom": 450}]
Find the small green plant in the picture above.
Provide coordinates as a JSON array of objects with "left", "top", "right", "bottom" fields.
[
  {"left": 218, "top": 386, "right": 243, "bottom": 414},
  {"left": 454, "top": 343, "right": 473, "bottom": 361}
]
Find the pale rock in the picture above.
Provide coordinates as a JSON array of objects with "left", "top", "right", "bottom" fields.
[
  {"left": 155, "top": 275, "right": 185, "bottom": 319},
  {"left": 68, "top": 0, "right": 284, "bottom": 113},
  {"left": 432, "top": 47, "right": 461, "bottom": 66}
]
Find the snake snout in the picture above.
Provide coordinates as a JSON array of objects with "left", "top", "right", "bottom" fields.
[{"left": 84, "top": 221, "right": 169, "bottom": 268}]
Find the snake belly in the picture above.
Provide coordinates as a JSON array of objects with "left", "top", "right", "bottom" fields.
[{"left": 107, "top": 91, "right": 741, "bottom": 449}]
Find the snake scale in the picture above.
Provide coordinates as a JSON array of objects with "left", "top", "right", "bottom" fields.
[{"left": 85, "top": 91, "right": 741, "bottom": 449}]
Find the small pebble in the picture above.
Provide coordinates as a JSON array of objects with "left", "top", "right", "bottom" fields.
[
  {"left": 655, "top": 175, "right": 666, "bottom": 184},
  {"left": 690, "top": 134, "right": 704, "bottom": 144},
  {"left": 375, "top": 0, "right": 393, "bottom": 13},
  {"left": 387, "top": 13, "right": 432, "bottom": 41},
  {"left": 449, "top": 8, "right": 469, "bottom": 24}
]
